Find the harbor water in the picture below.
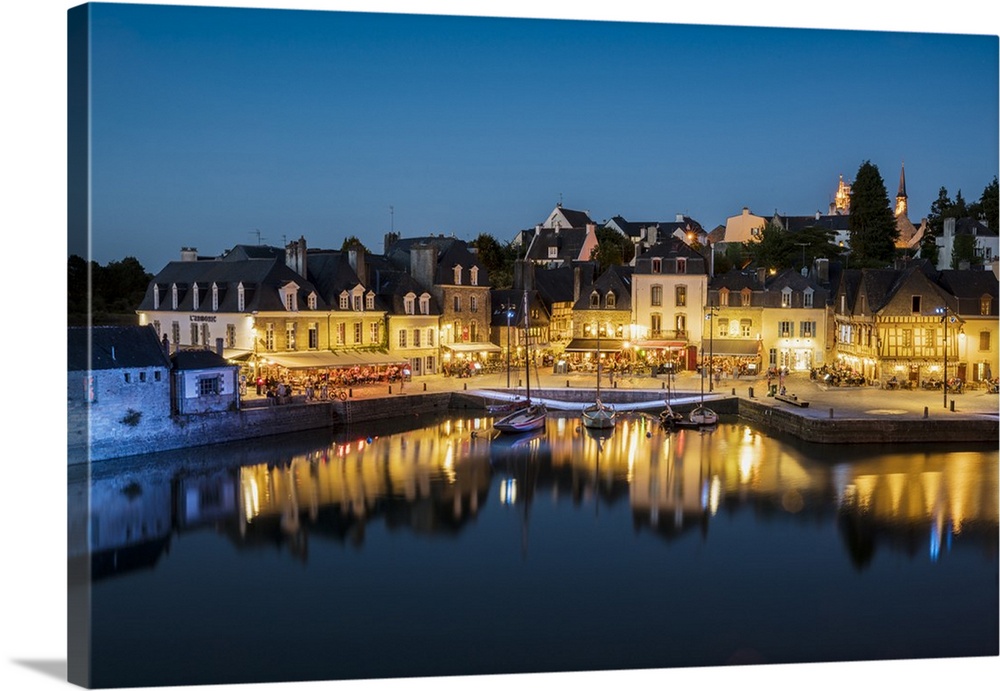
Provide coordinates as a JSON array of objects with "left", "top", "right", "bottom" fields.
[{"left": 69, "top": 411, "right": 999, "bottom": 688}]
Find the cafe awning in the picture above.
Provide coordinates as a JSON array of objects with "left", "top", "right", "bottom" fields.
[
  {"left": 443, "top": 342, "right": 502, "bottom": 354},
  {"left": 564, "top": 338, "right": 625, "bottom": 353},
  {"left": 700, "top": 339, "right": 761, "bottom": 356},
  {"left": 222, "top": 348, "right": 254, "bottom": 362},
  {"left": 259, "top": 351, "right": 405, "bottom": 369},
  {"left": 634, "top": 340, "right": 687, "bottom": 350}
]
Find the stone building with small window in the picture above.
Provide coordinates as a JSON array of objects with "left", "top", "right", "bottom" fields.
[
  {"left": 170, "top": 349, "right": 240, "bottom": 414},
  {"left": 565, "top": 265, "right": 634, "bottom": 362}
]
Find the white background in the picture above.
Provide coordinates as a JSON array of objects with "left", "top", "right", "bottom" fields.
[{"left": 2, "top": 2, "right": 997, "bottom": 691}]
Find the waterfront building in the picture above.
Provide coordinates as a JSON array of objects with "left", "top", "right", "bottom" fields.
[
  {"left": 758, "top": 267, "right": 832, "bottom": 372},
  {"left": 531, "top": 262, "right": 593, "bottom": 356},
  {"left": 170, "top": 348, "right": 240, "bottom": 414},
  {"left": 605, "top": 214, "right": 706, "bottom": 261},
  {"left": 383, "top": 234, "right": 497, "bottom": 367},
  {"left": 832, "top": 260, "right": 999, "bottom": 385},
  {"left": 928, "top": 217, "right": 999, "bottom": 270},
  {"left": 769, "top": 210, "right": 851, "bottom": 252},
  {"left": 630, "top": 238, "right": 708, "bottom": 370},
  {"left": 490, "top": 288, "right": 551, "bottom": 363},
  {"left": 565, "top": 264, "right": 634, "bottom": 362},
  {"left": 706, "top": 269, "right": 766, "bottom": 375},
  {"left": 720, "top": 207, "right": 768, "bottom": 246},
  {"left": 68, "top": 325, "right": 172, "bottom": 452},
  {"left": 367, "top": 258, "right": 443, "bottom": 376}
]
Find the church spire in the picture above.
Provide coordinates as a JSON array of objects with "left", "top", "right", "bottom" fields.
[{"left": 895, "top": 162, "right": 908, "bottom": 217}]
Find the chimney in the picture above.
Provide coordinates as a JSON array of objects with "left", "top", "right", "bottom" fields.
[
  {"left": 216, "top": 338, "right": 224, "bottom": 356},
  {"left": 514, "top": 259, "right": 535, "bottom": 292},
  {"left": 573, "top": 265, "right": 582, "bottom": 302},
  {"left": 814, "top": 257, "right": 830, "bottom": 284},
  {"left": 944, "top": 217, "right": 956, "bottom": 237},
  {"left": 285, "top": 237, "right": 307, "bottom": 278},
  {"left": 756, "top": 267, "right": 766, "bottom": 285},
  {"left": 348, "top": 248, "right": 367, "bottom": 285},
  {"left": 676, "top": 213, "right": 684, "bottom": 223},
  {"left": 180, "top": 247, "right": 198, "bottom": 262},
  {"left": 383, "top": 231, "right": 399, "bottom": 255}
]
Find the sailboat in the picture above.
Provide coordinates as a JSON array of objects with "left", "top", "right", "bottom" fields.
[
  {"left": 658, "top": 365, "right": 685, "bottom": 428},
  {"left": 485, "top": 298, "right": 529, "bottom": 415},
  {"left": 581, "top": 327, "right": 616, "bottom": 429},
  {"left": 689, "top": 346, "right": 718, "bottom": 427},
  {"left": 493, "top": 290, "right": 547, "bottom": 434}
]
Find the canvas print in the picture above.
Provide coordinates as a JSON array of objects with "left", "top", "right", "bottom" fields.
[{"left": 66, "top": 2, "right": 998, "bottom": 689}]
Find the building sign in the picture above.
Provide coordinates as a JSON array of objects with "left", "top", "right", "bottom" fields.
[{"left": 190, "top": 315, "right": 217, "bottom": 322}]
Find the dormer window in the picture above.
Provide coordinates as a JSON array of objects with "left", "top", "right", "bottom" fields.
[
  {"left": 211, "top": 283, "right": 219, "bottom": 311},
  {"left": 470, "top": 266, "right": 479, "bottom": 286},
  {"left": 307, "top": 292, "right": 317, "bottom": 310},
  {"left": 339, "top": 292, "right": 349, "bottom": 310},
  {"left": 548, "top": 246, "right": 558, "bottom": 259},
  {"left": 419, "top": 294, "right": 430, "bottom": 315},
  {"left": 404, "top": 293, "right": 416, "bottom": 315},
  {"left": 192, "top": 284, "right": 200, "bottom": 311},
  {"left": 453, "top": 265, "right": 463, "bottom": 285},
  {"left": 285, "top": 292, "right": 297, "bottom": 311},
  {"left": 153, "top": 285, "right": 161, "bottom": 310},
  {"left": 237, "top": 283, "right": 245, "bottom": 312},
  {"left": 590, "top": 291, "right": 600, "bottom": 308},
  {"left": 781, "top": 287, "right": 792, "bottom": 308},
  {"left": 981, "top": 295, "right": 992, "bottom": 315},
  {"left": 677, "top": 258, "right": 687, "bottom": 273},
  {"left": 803, "top": 288, "right": 814, "bottom": 308},
  {"left": 719, "top": 288, "right": 729, "bottom": 307},
  {"left": 606, "top": 292, "right": 616, "bottom": 308},
  {"left": 651, "top": 258, "right": 662, "bottom": 274},
  {"left": 353, "top": 287, "right": 364, "bottom": 311},
  {"left": 741, "top": 288, "right": 751, "bottom": 307},
  {"left": 366, "top": 292, "right": 375, "bottom": 310}
]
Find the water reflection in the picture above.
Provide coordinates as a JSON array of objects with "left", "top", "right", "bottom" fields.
[{"left": 70, "top": 412, "right": 998, "bottom": 580}]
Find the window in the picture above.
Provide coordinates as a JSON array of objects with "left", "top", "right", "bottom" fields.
[
  {"left": 353, "top": 291, "right": 363, "bottom": 311},
  {"left": 404, "top": 294, "right": 415, "bottom": 315},
  {"left": 201, "top": 323, "right": 210, "bottom": 347},
  {"left": 154, "top": 371, "right": 161, "bottom": 382},
  {"left": 719, "top": 289, "right": 729, "bottom": 307},
  {"left": 651, "top": 285, "right": 662, "bottom": 307},
  {"left": 650, "top": 313, "right": 661, "bottom": 335},
  {"left": 606, "top": 292, "right": 616, "bottom": 308},
  {"left": 336, "top": 322, "right": 345, "bottom": 345},
  {"left": 237, "top": 284, "right": 245, "bottom": 312},
  {"left": 308, "top": 323, "right": 319, "bottom": 349},
  {"left": 902, "top": 329, "right": 912, "bottom": 348},
  {"left": 548, "top": 246, "right": 558, "bottom": 259},
  {"left": 286, "top": 323, "right": 296, "bottom": 350},
  {"left": 590, "top": 291, "right": 600, "bottom": 308},
  {"left": 779, "top": 321, "right": 793, "bottom": 337},
  {"left": 427, "top": 328, "right": 434, "bottom": 347},
  {"left": 801, "top": 321, "right": 815, "bottom": 338},
  {"left": 470, "top": 296, "right": 478, "bottom": 312},
  {"left": 717, "top": 318, "right": 729, "bottom": 338},
  {"left": 453, "top": 295, "right": 461, "bottom": 312},
  {"left": 676, "top": 258, "right": 687, "bottom": 273},
  {"left": 212, "top": 284, "right": 219, "bottom": 311},
  {"left": 124, "top": 372, "right": 131, "bottom": 383},
  {"left": 354, "top": 322, "right": 362, "bottom": 344},
  {"left": 453, "top": 265, "right": 462, "bottom": 285},
  {"left": 370, "top": 322, "right": 380, "bottom": 344},
  {"left": 339, "top": 293, "right": 349, "bottom": 310},
  {"left": 781, "top": 288, "right": 792, "bottom": 308},
  {"left": 308, "top": 293, "right": 317, "bottom": 310},
  {"left": 980, "top": 331, "right": 991, "bottom": 351},
  {"left": 981, "top": 296, "right": 993, "bottom": 316},
  {"left": 366, "top": 293, "right": 375, "bottom": 310},
  {"left": 413, "top": 329, "right": 421, "bottom": 347},
  {"left": 198, "top": 377, "right": 220, "bottom": 396},
  {"left": 191, "top": 323, "right": 199, "bottom": 345},
  {"left": 153, "top": 320, "right": 161, "bottom": 337},
  {"left": 226, "top": 324, "right": 236, "bottom": 348},
  {"left": 740, "top": 319, "right": 752, "bottom": 337},
  {"left": 192, "top": 285, "right": 200, "bottom": 311},
  {"left": 139, "top": 371, "right": 146, "bottom": 383},
  {"left": 769, "top": 348, "right": 777, "bottom": 366},
  {"left": 153, "top": 286, "right": 160, "bottom": 309},
  {"left": 804, "top": 289, "right": 814, "bottom": 308},
  {"left": 651, "top": 258, "right": 662, "bottom": 274},
  {"left": 470, "top": 266, "right": 479, "bottom": 286},
  {"left": 171, "top": 322, "right": 180, "bottom": 345},
  {"left": 741, "top": 290, "right": 752, "bottom": 307},
  {"left": 419, "top": 294, "right": 430, "bottom": 315},
  {"left": 469, "top": 321, "right": 478, "bottom": 341},
  {"left": 675, "top": 314, "right": 686, "bottom": 334},
  {"left": 675, "top": 285, "right": 687, "bottom": 307},
  {"left": 911, "top": 295, "right": 921, "bottom": 313},
  {"left": 265, "top": 323, "right": 275, "bottom": 351},
  {"left": 426, "top": 356, "right": 435, "bottom": 373},
  {"left": 399, "top": 329, "right": 407, "bottom": 347},
  {"left": 171, "top": 284, "right": 179, "bottom": 309}
]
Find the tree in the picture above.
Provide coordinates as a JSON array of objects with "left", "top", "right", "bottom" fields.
[
  {"left": 951, "top": 234, "right": 982, "bottom": 269},
  {"left": 471, "top": 232, "right": 516, "bottom": 288},
  {"left": 927, "top": 186, "right": 953, "bottom": 236},
  {"left": 847, "top": 160, "right": 897, "bottom": 267},
  {"left": 919, "top": 226, "right": 940, "bottom": 267},
  {"left": 742, "top": 222, "right": 794, "bottom": 270},
  {"left": 590, "top": 226, "right": 632, "bottom": 273},
  {"left": 980, "top": 176, "right": 999, "bottom": 231},
  {"left": 340, "top": 235, "right": 369, "bottom": 253}
]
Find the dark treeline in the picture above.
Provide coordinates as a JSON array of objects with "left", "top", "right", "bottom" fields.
[{"left": 68, "top": 255, "right": 151, "bottom": 325}]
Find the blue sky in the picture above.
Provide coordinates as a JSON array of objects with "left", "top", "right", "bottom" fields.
[{"left": 76, "top": 2, "right": 999, "bottom": 272}]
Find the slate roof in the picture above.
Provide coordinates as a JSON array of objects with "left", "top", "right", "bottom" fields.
[
  {"left": 170, "top": 349, "right": 233, "bottom": 371},
  {"left": 573, "top": 265, "right": 633, "bottom": 311},
  {"left": 773, "top": 214, "right": 850, "bottom": 233},
  {"left": 552, "top": 206, "right": 594, "bottom": 228},
  {"left": 68, "top": 325, "right": 171, "bottom": 372},
  {"left": 369, "top": 265, "right": 442, "bottom": 316},
  {"left": 533, "top": 265, "right": 577, "bottom": 306},
  {"left": 936, "top": 269, "right": 999, "bottom": 316},
  {"left": 489, "top": 289, "right": 549, "bottom": 327},
  {"left": 634, "top": 237, "right": 708, "bottom": 274},
  {"left": 524, "top": 227, "right": 590, "bottom": 264},
  {"left": 138, "top": 257, "right": 327, "bottom": 313},
  {"left": 303, "top": 251, "right": 378, "bottom": 308},
  {"left": 709, "top": 269, "right": 765, "bottom": 292},
  {"left": 383, "top": 236, "right": 489, "bottom": 286},
  {"left": 953, "top": 218, "right": 998, "bottom": 237}
]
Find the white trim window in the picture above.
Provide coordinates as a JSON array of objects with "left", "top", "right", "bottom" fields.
[
  {"left": 781, "top": 287, "right": 792, "bottom": 308},
  {"left": 237, "top": 283, "right": 245, "bottom": 312},
  {"left": 192, "top": 285, "right": 200, "bottom": 311},
  {"left": 803, "top": 288, "right": 814, "bottom": 308},
  {"left": 419, "top": 294, "right": 430, "bottom": 315},
  {"left": 212, "top": 283, "right": 219, "bottom": 311},
  {"left": 171, "top": 284, "right": 179, "bottom": 309},
  {"left": 404, "top": 293, "right": 415, "bottom": 315},
  {"left": 286, "top": 322, "right": 296, "bottom": 350},
  {"left": 453, "top": 265, "right": 463, "bottom": 285},
  {"left": 366, "top": 292, "right": 375, "bottom": 310},
  {"left": 470, "top": 266, "right": 479, "bottom": 286}
]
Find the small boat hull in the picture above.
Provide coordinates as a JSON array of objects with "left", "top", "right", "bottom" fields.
[
  {"left": 486, "top": 398, "right": 528, "bottom": 415},
  {"left": 582, "top": 400, "right": 616, "bottom": 429},
  {"left": 494, "top": 404, "right": 548, "bottom": 434},
  {"left": 688, "top": 406, "right": 718, "bottom": 426}
]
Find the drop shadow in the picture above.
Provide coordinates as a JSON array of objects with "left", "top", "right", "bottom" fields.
[{"left": 11, "top": 659, "right": 67, "bottom": 682}]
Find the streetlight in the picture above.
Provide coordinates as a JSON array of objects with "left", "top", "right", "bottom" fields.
[
  {"left": 705, "top": 305, "right": 719, "bottom": 392},
  {"left": 505, "top": 303, "right": 515, "bottom": 388},
  {"left": 935, "top": 305, "right": 962, "bottom": 410}
]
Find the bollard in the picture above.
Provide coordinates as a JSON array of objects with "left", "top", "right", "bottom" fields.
[
  {"left": 389, "top": 385, "right": 392, "bottom": 394},
  {"left": 423, "top": 382, "right": 427, "bottom": 392},
  {"left": 829, "top": 408, "right": 834, "bottom": 418},
  {"left": 464, "top": 382, "right": 467, "bottom": 390},
  {"left": 749, "top": 386, "right": 754, "bottom": 398},
  {"left": 613, "top": 381, "right": 617, "bottom": 389},
  {"left": 732, "top": 388, "right": 736, "bottom": 395},
  {"left": 349, "top": 388, "right": 353, "bottom": 398},
  {"left": 661, "top": 382, "right": 665, "bottom": 390},
  {"left": 950, "top": 400, "right": 955, "bottom": 412},
  {"left": 924, "top": 406, "right": 929, "bottom": 418},
  {"left": 566, "top": 380, "right": 570, "bottom": 387},
  {"left": 519, "top": 379, "right": 522, "bottom": 388}
]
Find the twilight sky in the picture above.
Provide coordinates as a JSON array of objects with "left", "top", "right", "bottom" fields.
[{"left": 78, "top": 2, "right": 999, "bottom": 273}]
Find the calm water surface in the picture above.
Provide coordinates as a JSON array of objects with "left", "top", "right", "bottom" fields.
[{"left": 69, "top": 412, "right": 999, "bottom": 688}]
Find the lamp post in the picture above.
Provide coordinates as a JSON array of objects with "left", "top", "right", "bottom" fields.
[
  {"left": 505, "top": 303, "right": 515, "bottom": 388},
  {"left": 935, "top": 305, "right": 959, "bottom": 410},
  {"left": 705, "top": 305, "right": 718, "bottom": 392}
]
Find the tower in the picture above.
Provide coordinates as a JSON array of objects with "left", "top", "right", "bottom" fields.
[{"left": 894, "top": 163, "right": 908, "bottom": 218}]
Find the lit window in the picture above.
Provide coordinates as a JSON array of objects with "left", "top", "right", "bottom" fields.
[{"left": 470, "top": 266, "right": 479, "bottom": 286}]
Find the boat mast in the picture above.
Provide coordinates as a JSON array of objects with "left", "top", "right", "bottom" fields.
[
  {"left": 596, "top": 324, "right": 601, "bottom": 399},
  {"left": 523, "top": 289, "right": 531, "bottom": 404}
]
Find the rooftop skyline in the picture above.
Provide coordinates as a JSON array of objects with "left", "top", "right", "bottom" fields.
[{"left": 73, "top": 2, "right": 999, "bottom": 273}]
